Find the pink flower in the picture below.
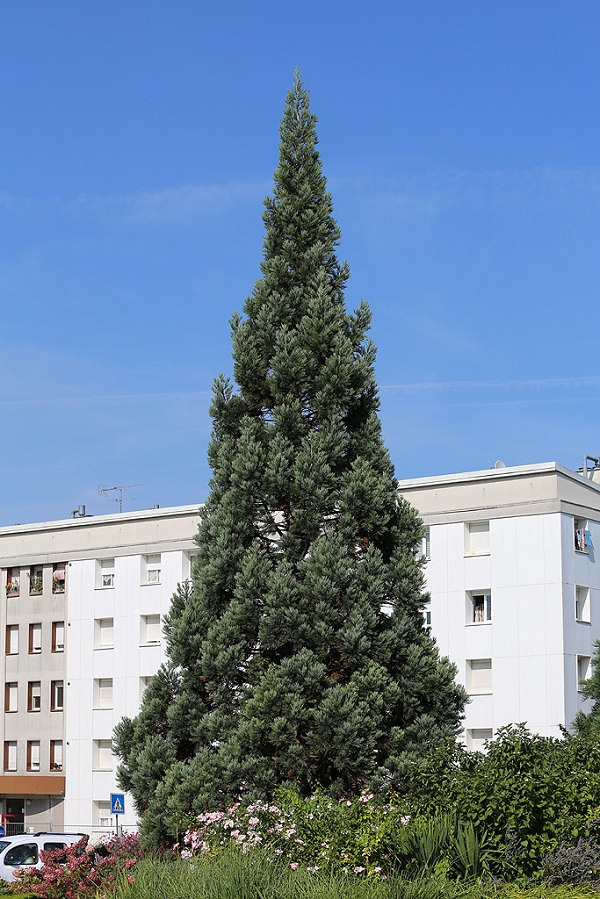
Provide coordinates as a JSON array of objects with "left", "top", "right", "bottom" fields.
[
  {"left": 290, "top": 862, "right": 299, "bottom": 870},
  {"left": 354, "top": 866, "right": 366, "bottom": 873}
]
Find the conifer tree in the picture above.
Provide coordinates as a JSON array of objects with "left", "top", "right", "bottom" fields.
[
  {"left": 114, "top": 73, "right": 466, "bottom": 846},
  {"left": 573, "top": 639, "right": 600, "bottom": 736}
]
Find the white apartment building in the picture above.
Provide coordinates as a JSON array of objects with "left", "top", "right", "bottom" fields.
[
  {"left": 0, "top": 458, "right": 598, "bottom": 833},
  {"left": 397, "top": 460, "right": 600, "bottom": 750},
  {"left": 0, "top": 504, "right": 200, "bottom": 834}
]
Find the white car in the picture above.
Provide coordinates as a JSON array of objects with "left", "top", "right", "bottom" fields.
[{"left": 0, "top": 832, "right": 87, "bottom": 881}]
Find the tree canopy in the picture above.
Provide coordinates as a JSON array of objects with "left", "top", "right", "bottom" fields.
[{"left": 114, "top": 73, "right": 466, "bottom": 846}]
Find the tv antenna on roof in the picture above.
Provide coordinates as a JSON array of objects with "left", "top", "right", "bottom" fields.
[{"left": 98, "top": 484, "right": 143, "bottom": 513}]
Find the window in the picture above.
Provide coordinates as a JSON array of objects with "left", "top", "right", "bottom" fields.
[
  {"left": 28, "top": 623, "right": 42, "bottom": 654},
  {"left": 578, "top": 655, "right": 592, "bottom": 691},
  {"left": 5, "top": 567, "right": 19, "bottom": 597},
  {"left": 466, "top": 659, "right": 492, "bottom": 695},
  {"left": 467, "top": 728, "right": 493, "bottom": 751},
  {"left": 467, "top": 591, "right": 492, "bottom": 624},
  {"left": 142, "top": 554, "right": 161, "bottom": 585},
  {"left": 93, "top": 740, "right": 113, "bottom": 770},
  {"left": 50, "top": 740, "right": 63, "bottom": 771},
  {"left": 140, "top": 676, "right": 153, "bottom": 702},
  {"left": 141, "top": 614, "right": 161, "bottom": 645},
  {"left": 97, "top": 559, "right": 115, "bottom": 589},
  {"left": 418, "top": 528, "right": 431, "bottom": 560},
  {"left": 575, "top": 518, "right": 591, "bottom": 553},
  {"left": 425, "top": 609, "right": 432, "bottom": 626},
  {"left": 575, "top": 586, "right": 591, "bottom": 622},
  {"left": 3, "top": 742, "right": 17, "bottom": 772},
  {"left": 5, "top": 625, "right": 19, "bottom": 655},
  {"left": 29, "top": 565, "right": 43, "bottom": 595},
  {"left": 465, "top": 521, "right": 490, "bottom": 556},
  {"left": 52, "top": 621, "right": 65, "bottom": 652},
  {"left": 94, "top": 618, "right": 114, "bottom": 649},
  {"left": 185, "top": 551, "right": 196, "bottom": 582},
  {"left": 5, "top": 843, "right": 38, "bottom": 866},
  {"left": 4, "top": 683, "right": 17, "bottom": 713},
  {"left": 95, "top": 800, "right": 113, "bottom": 829},
  {"left": 28, "top": 681, "right": 41, "bottom": 712},
  {"left": 27, "top": 741, "right": 40, "bottom": 772},
  {"left": 94, "top": 678, "right": 113, "bottom": 709},
  {"left": 52, "top": 563, "right": 66, "bottom": 593},
  {"left": 50, "top": 681, "right": 64, "bottom": 711}
]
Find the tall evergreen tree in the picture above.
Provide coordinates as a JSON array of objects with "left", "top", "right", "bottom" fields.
[{"left": 114, "top": 73, "right": 466, "bottom": 846}]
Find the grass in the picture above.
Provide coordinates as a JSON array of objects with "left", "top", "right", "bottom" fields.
[{"left": 109, "top": 852, "right": 600, "bottom": 899}]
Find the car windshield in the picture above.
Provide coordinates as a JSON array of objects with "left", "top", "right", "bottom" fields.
[{"left": 0, "top": 842, "right": 9, "bottom": 853}]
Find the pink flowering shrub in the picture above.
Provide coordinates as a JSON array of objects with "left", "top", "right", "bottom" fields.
[
  {"left": 179, "top": 790, "right": 410, "bottom": 877},
  {"left": 12, "top": 832, "right": 143, "bottom": 898}
]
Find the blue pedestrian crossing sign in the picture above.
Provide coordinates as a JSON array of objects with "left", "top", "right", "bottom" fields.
[{"left": 110, "top": 793, "right": 125, "bottom": 815}]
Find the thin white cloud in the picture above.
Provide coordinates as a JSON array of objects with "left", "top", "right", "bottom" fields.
[
  {"left": 3, "top": 164, "right": 600, "bottom": 230},
  {"left": 73, "top": 180, "right": 270, "bottom": 225},
  {"left": 381, "top": 375, "right": 600, "bottom": 393},
  {"left": 333, "top": 164, "right": 600, "bottom": 223},
  {"left": 0, "top": 179, "right": 270, "bottom": 226},
  {"left": 0, "top": 389, "right": 212, "bottom": 408}
]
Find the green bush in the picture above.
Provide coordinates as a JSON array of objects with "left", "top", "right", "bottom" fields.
[{"left": 401, "top": 725, "right": 600, "bottom": 879}]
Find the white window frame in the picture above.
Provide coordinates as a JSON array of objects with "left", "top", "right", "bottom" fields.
[
  {"left": 575, "top": 518, "right": 591, "bottom": 554},
  {"left": 94, "top": 618, "right": 114, "bottom": 649},
  {"left": 139, "top": 676, "right": 152, "bottom": 702},
  {"left": 467, "top": 728, "right": 493, "bottom": 751},
  {"left": 93, "top": 739, "right": 113, "bottom": 771},
  {"left": 575, "top": 586, "right": 591, "bottom": 622},
  {"left": 94, "top": 800, "right": 113, "bottom": 829},
  {"left": 142, "top": 554, "right": 161, "bottom": 585},
  {"left": 467, "top": 591, "right": 492, "bottom": 625},
  {"left": 465, "top": 521, "right": 490, "bottom": 556},
  {"left": 94, "top": 678, "right": 113, "bottom": 709},
  {"left": 466, "top": 659, "right": 492, "bottom": 695},
  {"left": 185, "top": 551, "right": 196, "bottom": 582},
  {"left": 141, "top": 614, "right": 161, "bottom": 645},
  {"left": 97, "top": 559, "right": 115, "bottom": 589},
  {"left": 578, "top": 655, "right": 592, "bottom": 692},
  {"left": 418, "top": 528, "right": 431, "bottom": 561}
]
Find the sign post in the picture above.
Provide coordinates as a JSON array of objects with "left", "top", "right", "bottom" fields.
[{"left": 110, "top": 793, "right": 125, "bottom": 837}]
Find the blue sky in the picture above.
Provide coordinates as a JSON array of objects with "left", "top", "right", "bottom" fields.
[{"left": 2, "top": 2, "right": 600, "bottom": 524}]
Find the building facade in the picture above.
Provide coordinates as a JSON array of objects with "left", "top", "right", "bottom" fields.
[
  {"left": 0, "top": 504, "right": 200, "bottom": 834},
  {"left": 0, "top": 460, "right": 599, "bottom": 832},
  {"left": 397, "top": 461, "right": 600, "bottom": 749}
]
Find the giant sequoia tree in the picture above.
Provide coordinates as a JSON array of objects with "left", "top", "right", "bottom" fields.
[{"left": 114, "top": 74, "right": 466, "bottom": 846}]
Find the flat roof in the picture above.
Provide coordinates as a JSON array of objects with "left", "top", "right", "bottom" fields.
[
  {"left": 397, "top": 461, "right": 600, "bottom": 494},
  {"left": 0, "top": 503, "right": 202, "bottom": 538}
]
